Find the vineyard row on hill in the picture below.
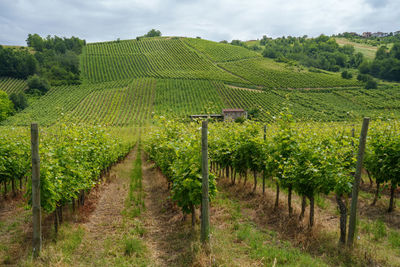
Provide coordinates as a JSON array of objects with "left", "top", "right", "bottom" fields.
[
  {"left": 3, "top": 78, "right": 400, "bottom": 127},
  {"left": 0, "top": 77, "right": 26, "bottom": 94}
]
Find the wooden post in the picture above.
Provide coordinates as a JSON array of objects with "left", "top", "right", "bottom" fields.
[
  {"left": 347, "top": 118, "right": 370, "bottom": 247},
  {"left": 201, "top": 120, "right": 210, "bottom": 243},
  {"left": 31, "top": 123, "right": 41, "bottom": 257},
  {"left": 263, "top": 125, "right": 266, "bottom": 195}
]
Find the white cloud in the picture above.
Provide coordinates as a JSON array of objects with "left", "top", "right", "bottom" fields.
[{"left": 0, "top": 0, "right": 399, "bottom": 45}]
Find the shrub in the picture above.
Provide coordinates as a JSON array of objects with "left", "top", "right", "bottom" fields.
[
  {"left": 365, "top": 78, "right": 378, "bottom": 89},
  {"left": 27, "top": 74, "right": 50, "bottom": 94},
  {"left": 9, "top": 92, "right": 28, "bottom": 111},
  {"left": 341, "top": 70, "right": 353, "bottom": 79}
]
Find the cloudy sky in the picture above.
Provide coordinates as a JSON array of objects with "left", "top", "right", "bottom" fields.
[{"left": 0, "top": 0, "right": 399, "bottom": 45}]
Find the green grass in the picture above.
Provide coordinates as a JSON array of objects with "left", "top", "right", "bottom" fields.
[
  {"left": 125, "top": 143, "right": 145, "bottom": 218},
  {"left": 124, "top": 237, "right": 146, "bottom": 256},
  {"left": 335, "top": 38, "right": 378, "bottom": 60},
  {"left": 212, "top": 191, "right": 329, "bottom": 266}
]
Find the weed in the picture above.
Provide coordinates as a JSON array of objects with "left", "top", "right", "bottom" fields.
[
  {"left": 388, "top": 230, "right": 400, "bottom": 249},
  {"left": 124, "top": 237, "right": 145, "bottom": 256},
  {"left": 372, "top": 219, "right": 387, "bottom": 241}
]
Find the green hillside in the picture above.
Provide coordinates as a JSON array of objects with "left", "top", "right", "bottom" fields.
[
  {"left": 81, "top": 38, "right": 246, "bottom": 84},
  {"left": 2, "top": 36, "right": 400, "bottom": 126},
  {"left": 183, "top": 37, "right": 261, "bottom": 62},
  {"left": 219, "top": 58, "right": 360, "bottom": 88}
]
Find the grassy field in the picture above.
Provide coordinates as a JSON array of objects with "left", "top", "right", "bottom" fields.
[{"left": 335, "top": 38, "right": 379, "bottom": 60}]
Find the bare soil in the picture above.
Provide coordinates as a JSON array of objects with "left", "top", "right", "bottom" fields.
[{"left": 140, "top": 153, "right": 195, "bottom": 266}]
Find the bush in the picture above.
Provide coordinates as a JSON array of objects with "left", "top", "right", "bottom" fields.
[
  {"left": 341, "top": 70, "right": 353, "bottom": 79},
  {"left": 9, "top": 92, "right": 28, "bottom": 111},
  {"left": 365, "top": 78, "right": 378, "bottom": 89},
  {"left": 0, "top": 90, "right": 14, "bottom": 121},
  {"left": 27, "top": 74, "right": 50, "bottom": 95},
  {"left": 235, "top": 116, "right": 245, "bottom": 123},
  {"left": 144, "top": 29, "right": 161, "bottom": 38},
  {"left": 357, "top": 73, "right": 370, "bottom": 82}
]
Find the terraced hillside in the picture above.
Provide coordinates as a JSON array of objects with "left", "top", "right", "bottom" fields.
[
  {"left": 2, "top": 36, "right": 400, "bottom": 126},
  {"left": 81, "top": 38, "right": 246, "bottom": 84},
  {"left": 183, "top": 38, "right": 261, "bottom": 62},
  {"left": 218, "top": 58, "right": 361, "bottom": 88}
]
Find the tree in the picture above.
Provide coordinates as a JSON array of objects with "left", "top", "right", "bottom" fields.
[
  {"left": 341, "top": 70, "right": 353, "bottom": 79},
  {"left": 27, "top": 74, "right": 50, "bottom": 95},
  {"left": 9, "top": 92, "right": 28, "bottom": 111},
  {"left": 0, "top": 90, "right": 14, "bottom": 121},
  {"left": 365, "top": 78, "right": 378, "bottom": 89},
  {"left": 144, "top": 29, "right": 161, "bottom": 37},
  {"left": 26, "top": 34, "right": 45, "bottom": 51},
  {"left": 358, "top": 61, "right": 371, "bottom": 74}
]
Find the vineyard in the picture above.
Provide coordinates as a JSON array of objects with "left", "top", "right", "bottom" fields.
[
  {"left": 0, "top": 125, "right": 134, "bottom": 211},
  {"left": 81, "top": 38, "right": 246, "bottom": 84},
  {"left": 70, "top": 78, "right": 156, "bottom": 126},
  {"left": 218, "top": 58, "right": 361, "bottom": 88},
  {"left": 143, "top": 118, "right": 400, "bottom": 265},
  {"left": 0, "top": 77, "right": 26, "bottom": 94},
  {"left": 3, "top": 76, "right": 400, "bottom": 126},
  {"left": 183, "top": 38, "right": 261, "bottom": 62}
]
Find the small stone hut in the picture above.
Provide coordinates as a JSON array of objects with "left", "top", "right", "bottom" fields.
[{"left": 222, "top": 109, "right": 247, "bottom": 121}]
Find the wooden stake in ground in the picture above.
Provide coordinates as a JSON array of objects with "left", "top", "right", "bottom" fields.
[
  {"left": 201, "top": 120, "right": 210, "bottom": 243},
  {"left": 347, "top": 117, "right": 370, "bottom": 247},
  {"left": 31, "top": 123, "right": 42, "bottom": 257},
  {"left": 263, "top": 125, "right": 266, "bottom": 195}
]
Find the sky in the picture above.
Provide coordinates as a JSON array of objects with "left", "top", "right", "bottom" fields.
[{"left": 0, "top": 0, "right": 399, "bottom": 45}]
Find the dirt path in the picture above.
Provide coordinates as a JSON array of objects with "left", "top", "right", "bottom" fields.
[
  {"left": 140, "top": 153, "right": 198, "bottom": 267},
  {"left": 80, "top": 148, "right": 137, "bottom": 253}
]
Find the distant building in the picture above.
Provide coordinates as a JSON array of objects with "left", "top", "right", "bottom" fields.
[
  {"left": 362, "top": 32, "right": 372, "bottom": 38},
  {"left": 222, "top": 109, "right": 247, "bottom": 121},
  {"left": 394, "top": 31, "right": 400, "bottom": 36},
  {"left": 371, "top": 32, "right": 389, "bottom": 38}
]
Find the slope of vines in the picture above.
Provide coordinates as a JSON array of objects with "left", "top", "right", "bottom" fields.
[
  {"left": 70, "top": 78, "right": 155, "bottom": 126},
  {"left": 219, "top": 58, "right": 362, "bottom": 89},
  {"left": 1, "top": 79, "right": 135, "bottom": 126},
  {"left": 153, "top": 79, "right": 225, "bottom": 117},
  {"left": 81, "top": 38, "right": 246, "bottom": 84},
  {"left": 0, "top": 77, "right": 27, "bottom": 94},
  {"left": 183, "top": 38, "right": 261, "bottom": 62}
]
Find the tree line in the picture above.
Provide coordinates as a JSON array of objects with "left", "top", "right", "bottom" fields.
[
  {"left": 261, "top": 35, "right": 364, "bottom": 72},
  {"left": 0, "top": 34, "right": 85, "bottom": 92},
  {"left": 359, "top": 43, "right": 400, "bottom": 82}
]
